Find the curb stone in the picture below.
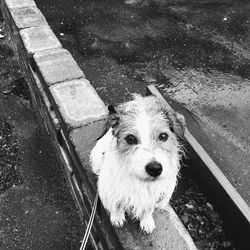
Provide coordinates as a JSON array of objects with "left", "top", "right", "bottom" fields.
[
  {"left": 49, "top": 78, "right": 107, "bottom": 128},
  {"left": 5, "top": 0, "right": 36, "bottom": 9},
  {"left": 20, "top": 25, "right": 62, "bottom": 54},
  {"left": 1, "top": 0, "right": 197, "bottom": 249},
  {"left": 33, "top": 48, "right": 85, "bottom": 86},
  {"left": 10, "top": 6, "right": 47, "bottom": 29}
]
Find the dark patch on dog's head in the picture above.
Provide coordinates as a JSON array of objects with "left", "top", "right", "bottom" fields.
[
  {"left": 108, "top": 105, "right": 120, "bottom": 136},
  {"left": 108, "top": 105, "right": 116, "bottom": 115},
  {"left": 96, "top": 105, "right": 120, "bottom": 141},
  {"left": 151, "top": 97, "right": 185, "bottom": 139}
]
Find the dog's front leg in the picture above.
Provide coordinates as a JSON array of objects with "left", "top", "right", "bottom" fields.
[
  {"left": 156, "top": 195, "right": 171, "bottom": 210},
  {"left": 110, "top": 209, "right": 126, "bottom": 228},
  {"left": 139, "top": 208, "right": 155, "bottom": 234}
]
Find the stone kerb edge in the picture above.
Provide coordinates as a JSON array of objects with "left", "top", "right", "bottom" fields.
[
  {"left": 10, "top": 6, "right": 48, "bottom": 29},
  {"left": 33, "top": 48, "right": 85, "bottom": 87},
  {"left": 1, "top": 0, "right": 197, "bottom": 249},
  {"left": 4, "top": 1, "right": 62, "bottom": 56},
  {"left": 20, "top": 25, "right": 62, "bottom": 55},
  {"left": 5, "top": 0, "right": 36, "bottom": 9},
  {"left": 49, "top": 78, "right": 107, "bottom": 129}
]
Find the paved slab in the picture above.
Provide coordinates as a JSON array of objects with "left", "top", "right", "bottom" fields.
[
  {"left": 5, "top": 0, "right": 36, "bottom": 9},
  {"left": 34, "top": 48, "right": 84, "bottom": 86},
  {"left": 20, "top": 25, "right": 61, "bottom": 54},
  {"left": 10, "top": 6, "right": 47, "bottom": 29},
  {"left": 50, "top": 78, "right": 107, "bottom": 129}
]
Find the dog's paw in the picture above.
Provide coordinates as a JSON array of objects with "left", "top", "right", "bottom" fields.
[
  {"left": 140, "top": 216, "right": 155, "bottom": 234},
  {"left": 110, "top": 213, "right": 125, "bottom": 228}
]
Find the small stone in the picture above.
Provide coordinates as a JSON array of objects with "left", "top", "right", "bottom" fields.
[
  {"left": 143, "top": 76, "right": 157, "bottom": 83},
  {"left": 181, "top": 214, "right": 189, "bottom": 224},
  {"left": 185, "top": 203, "right": 194, "bottom": 209},
  {"left": 2, "top": 89, "right": 12, "bottom": 95},
  {"left": 206, "top": 202, "right": 213, "bottom": 211}
]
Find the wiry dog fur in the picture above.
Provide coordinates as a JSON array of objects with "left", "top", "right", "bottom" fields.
[{"left": 90, "top": 94, "right": 185, "bottom": 234}]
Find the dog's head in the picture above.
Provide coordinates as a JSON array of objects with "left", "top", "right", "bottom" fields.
[{"left": 106, "top": 94, "right": 185, "bottom": 182}]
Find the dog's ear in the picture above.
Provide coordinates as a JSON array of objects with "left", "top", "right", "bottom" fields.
[
  {"left": 96, "top": 105, "right": 119, "bottom": 140},
  {"left": 107, "top": 104, "right": 120, "bottom": 137},
  {"left": 108, "top": 105, "right": 116, "bottom": 115},
  {"left": 108, "top": 105, "right": 119, "bottom": 128},
  {"left": 166, "top": 110, "right": 185, "bottom": 139}
]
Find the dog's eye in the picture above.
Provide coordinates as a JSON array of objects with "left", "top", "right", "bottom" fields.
[
  {"left": 125, "top": 134, "right": 138, "bottom": 145},
  {"left": 158, "top": 133, "right": 169, "bottom": 142}
]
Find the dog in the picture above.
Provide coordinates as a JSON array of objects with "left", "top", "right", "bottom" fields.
[{"left": 90, "top": 94, "right": 185, "bottom": 234}]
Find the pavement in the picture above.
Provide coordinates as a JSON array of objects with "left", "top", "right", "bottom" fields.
[
  {"left": 35, "top": 0, "right": 250, "bottom": 207},
  {"left": 0, "top": 15, "right": 83, "bottom": 250}
]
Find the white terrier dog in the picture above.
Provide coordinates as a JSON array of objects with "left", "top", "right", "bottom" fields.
[{"left": 90, "top": 94, "right": 185, "bottom": 234}]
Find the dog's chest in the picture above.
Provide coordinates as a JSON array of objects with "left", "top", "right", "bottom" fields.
[{"left": 116, "top": 179, "right": 165, "bottom": 210}]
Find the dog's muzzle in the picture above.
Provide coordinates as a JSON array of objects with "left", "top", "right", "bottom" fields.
[{"left": 145, "top": 161, "right": 162, "bottom": 177}]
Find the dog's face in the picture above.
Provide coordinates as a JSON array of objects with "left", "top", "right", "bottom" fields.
[{"left": 108, "top": 95, "right": 185, "bottom": 182}]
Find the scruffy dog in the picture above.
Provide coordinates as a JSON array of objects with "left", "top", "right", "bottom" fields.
[{"left": 90, "top": 94, "right": 185, "bottom": 234}]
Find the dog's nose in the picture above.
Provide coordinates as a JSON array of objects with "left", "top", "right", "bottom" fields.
[{"left": 145, "top": 161, "right": 162, "bottom": 177}]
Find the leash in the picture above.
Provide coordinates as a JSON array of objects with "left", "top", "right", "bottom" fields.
[{"left": 80, "top": 192, "right": 99, "bottom": 250}]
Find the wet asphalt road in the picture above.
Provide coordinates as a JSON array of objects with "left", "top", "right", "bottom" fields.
[
  {"left": 0, "top": 19, "right": 83, "bottom": 249},
  {"left": 35, "top": 0, "right": 250, "bottom": 206}
]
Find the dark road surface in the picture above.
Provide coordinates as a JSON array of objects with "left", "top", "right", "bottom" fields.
[
  {"left": 35, "top": 0, "right": 250, "bottom": 207},
  {"left": 0, "top": 18, "right": 82, "bottom": 249}
]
